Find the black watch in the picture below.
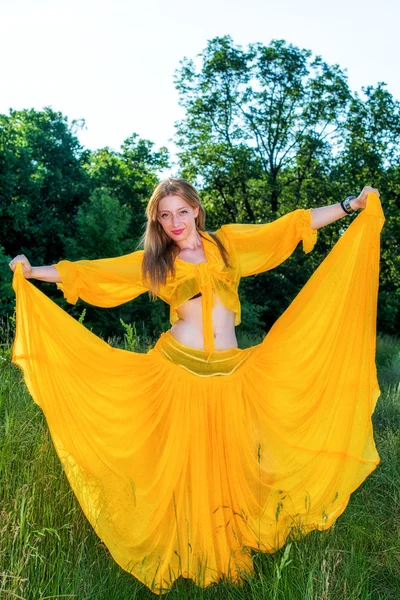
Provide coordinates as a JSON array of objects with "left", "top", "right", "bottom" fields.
[{"left": 340, "top": 195, "right": 357, "bottom": 215}]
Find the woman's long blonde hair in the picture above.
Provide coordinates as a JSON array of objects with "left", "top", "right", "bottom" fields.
[{"left": 138, "top": 178, "right": 231, "bottom": 299}]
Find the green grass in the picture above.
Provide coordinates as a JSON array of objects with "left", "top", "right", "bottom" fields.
[{"left": 0, "top": 325, "right": 399, "bottom": 599}]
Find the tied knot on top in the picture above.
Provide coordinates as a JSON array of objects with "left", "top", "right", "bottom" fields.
[
  {"left": 197, "top": 261, "right": 212, "bottom": 287},
  {"left": 197, "top": 262, "right": 215, "bottom": 356}
]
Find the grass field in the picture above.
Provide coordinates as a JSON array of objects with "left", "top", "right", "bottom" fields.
[{"left": 0, "top": 325, "right": 399, "bottom": 600}]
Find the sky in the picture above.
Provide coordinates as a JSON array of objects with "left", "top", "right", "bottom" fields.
[{"left": 1, "top": 0, "right": 399, "bottom": 176}]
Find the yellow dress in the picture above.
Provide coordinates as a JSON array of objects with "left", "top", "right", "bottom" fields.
[{"left": 12, "top": 192, "right": 384, "bottom": 594}]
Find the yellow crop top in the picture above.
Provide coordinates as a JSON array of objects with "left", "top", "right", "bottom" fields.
[{"left": 53, "top": 207, "right": 317, "bottom": 352}]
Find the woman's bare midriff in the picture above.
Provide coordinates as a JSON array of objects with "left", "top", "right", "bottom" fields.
[{"left": 169, "top": 293, "right": 238, "bottom": 351}]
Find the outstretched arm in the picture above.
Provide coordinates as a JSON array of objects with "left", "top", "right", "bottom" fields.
[
  {"left": 217, "top": 208, "right": 318, "bottom": 277},
  {"left": 9, "top": 251, "right": 149, "bottom": 308},
  {"left": 310, "top": 186, "right": 379, "bottom": 229},
  {"left": 217, "top": 186, "right": 380, "bottom": 278},
  {"left": 53, "top": 251, "right": 149, "bottom": 307},
  {"left": 9, "top": 256, "right": 61, "bottom": 282}
]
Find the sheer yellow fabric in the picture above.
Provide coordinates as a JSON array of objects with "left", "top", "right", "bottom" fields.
[
  {"left": 12, "top": 193, "right": 384, "bottom": 594},
  {"left": 52, "top": 207, "right": 317, "bottom": 353},
  {"left": 217, "top": 207, "right": 318, "bottom": 277},
  {"left": 53, "top": 249, "right": 148, "bottom": 306}
]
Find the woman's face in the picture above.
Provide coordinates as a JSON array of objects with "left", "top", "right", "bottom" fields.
[{"left": 157, "top": 194, "right": 199, "bottom": 241}]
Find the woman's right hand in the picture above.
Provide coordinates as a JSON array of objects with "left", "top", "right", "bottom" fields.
[{"left": 9, "top": 254, "right": 33, "bottom": 278}]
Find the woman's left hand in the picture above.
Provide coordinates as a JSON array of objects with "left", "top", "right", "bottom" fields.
[{"left": 352, "top": 186, "right": 380, "bottom": 210}]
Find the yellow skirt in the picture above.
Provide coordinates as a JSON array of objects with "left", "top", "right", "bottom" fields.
[{"left": 11, "top": 194, "right": 384, "bottom": 594}]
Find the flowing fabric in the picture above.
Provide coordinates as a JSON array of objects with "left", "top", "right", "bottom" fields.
[{"left": 11, "top": 192, "right": 384, "bottom": 594}]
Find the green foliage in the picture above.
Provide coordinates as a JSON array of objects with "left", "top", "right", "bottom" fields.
[
  {"left": 331, "top": 83, "right": 400, "bottom": 334},
  {"left": 63, "top": 187, "right": 131, "bottom": 259},
  {"left": 85, "top": 134, "right": 170, "bottom": 243},
  {"left": 78, "top": 308, "right": 87, "bottom": 325},
  {"left": 1, "top": 38, "right": 400, "bottom": 335},
  {"left": 119, "top": 318, "right": 140, "bottom": 352},
  {"left": 0, "top": 246, "right": 14, "bottom": 318},
  {"left": 0, "top": 107, "right": 90, "bottom": 265},
  {"left": 174, "top": 36, "right": 400, "bottom": 335},
  {"left": 174, "top": 36, "right": 351, "bottom": 221},
  {"left": 0, "top": 107, "right": 171, "bottom": 333}
]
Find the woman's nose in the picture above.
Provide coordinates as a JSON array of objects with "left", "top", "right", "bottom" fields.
[{"left": 172, "top": 214, "right": 181, "bottom": 226}]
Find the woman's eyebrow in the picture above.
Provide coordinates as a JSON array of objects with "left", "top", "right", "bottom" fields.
[{"left": 158, "top": 206, "right": 188, "bottom": 213}]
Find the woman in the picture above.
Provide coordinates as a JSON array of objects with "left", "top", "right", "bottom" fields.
[{"left": 9, "top": 179, "right": 384, "bottom": 595}]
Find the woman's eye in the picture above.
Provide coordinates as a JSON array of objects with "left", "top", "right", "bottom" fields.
[{"left": 160, "top": 210, "right": 188, "bottom": 218}]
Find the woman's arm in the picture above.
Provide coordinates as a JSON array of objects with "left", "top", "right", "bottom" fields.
[
  {"left": 9, "top": 251, "right": 149, "bottom": 307},
  {"left": 217, "top": 208, "right": 317, "bottom": 277},
  {"left": 216, "top": 186, "right": 381, "bottom": 278},
  {"left": 310, "top": 186, "right": 380, "bottom": 229},
  {"left": 30, "top": 266, "right": 61, "bottom": 282},
  {"left": 8, "top": 255, "right": 61, "bottom": 282}
]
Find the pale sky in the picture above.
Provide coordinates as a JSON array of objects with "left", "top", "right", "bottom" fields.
[{"left": 1, "top": 0, "right": 398, "bottom": 175}]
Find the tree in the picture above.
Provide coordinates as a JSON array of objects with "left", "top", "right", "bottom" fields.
[
  {"left": 334, "top": 83, "right": 400, "bottom": 334},
  {"left": 174, "top": 36, "right": 351, "bottom": 223},
  {"left": 0, "top": 108, "right": 171, "bottom": 335},
  {"left": 0, "top": 107, "right": 90, "bottom": 264},
  {"left": 63, "top": 188, "right": 131, "bottom": 259},
  {"left": 85, "top": 134, "right": 170, "bottom": 242},
  {"left": 173, "top": 36, "right": 400, "bottom": 335}
]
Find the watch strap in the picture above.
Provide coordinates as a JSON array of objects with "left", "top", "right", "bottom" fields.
[{"left": 341, "top": 195, "right": 357, "bottom": 214}]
